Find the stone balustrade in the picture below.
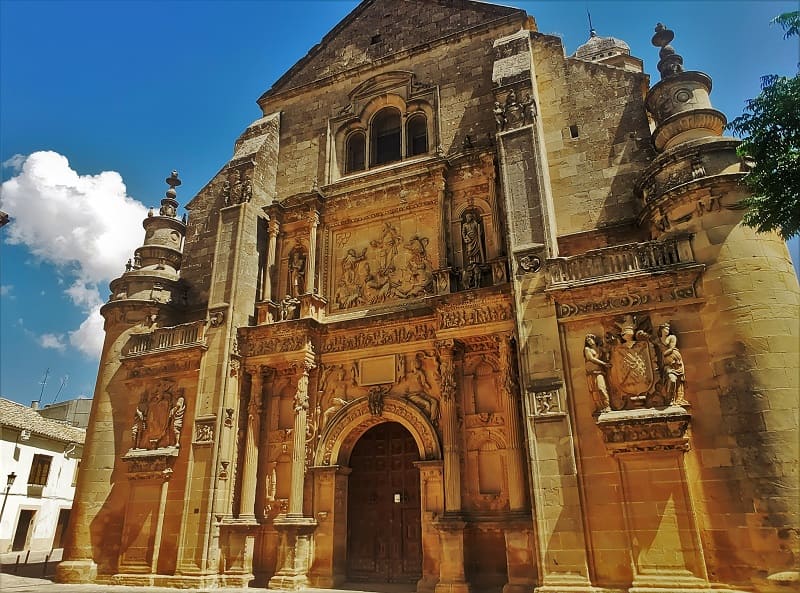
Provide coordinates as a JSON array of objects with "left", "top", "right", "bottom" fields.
[
  {"left": 124, "top": 320, "right": 207, "bottom": 357},
  {"left": 546, "top": 235, "right": 694, "bottom": 287}
]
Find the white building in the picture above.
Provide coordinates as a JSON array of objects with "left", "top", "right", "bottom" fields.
[{"left": 0, "top": 398, "right": 85, "bottom": 554}]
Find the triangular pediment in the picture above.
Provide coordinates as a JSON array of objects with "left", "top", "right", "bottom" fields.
[{"left": 260, "top": 0, "right": 525, "bottom": 100}]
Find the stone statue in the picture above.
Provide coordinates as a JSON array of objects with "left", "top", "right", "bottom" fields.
[
  {"left": 493, "top": 101, "right": 505, "bottom": 131},
  {"left": 170, "top": 395, "right": 186, "bottom": 448},
  {"left": 368, "top": 384, "right": 390, "bottom": 416},
  {"left": 131, "top": 402, "right": 146, "bottom": 449},
  {"left": 404, "top": 390, "right": 439, "bottom": 425},
  {"left": 221, "top": 180, "right": 231, "bottom": 206},
  {"left": 462, "top": 211, "right": 485, "bottom": 265},
  {"left": 279, "top": 294, "right": 300, "bottom": 321},
  {"left": 410, "top": 352, "right": 432, "bottom": 391},
  {"left": 241, "top": 175, "right": 253, "bottom": 202},
  {"left": 288, "top": 247, "right": 307, "bottom": 297},
  {"left": 657, "top": 322, "right": 687, "bottom": 406},
  {"left": 521, "top": 92, "right": 537, "bottom": 124},
  {"left": 584, "top": 334, "right": 612, "bottom": 413}
]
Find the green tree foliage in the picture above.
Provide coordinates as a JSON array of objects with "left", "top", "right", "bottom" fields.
[{"left": 727, "top": 11, "right": 800, "bottom": 239}]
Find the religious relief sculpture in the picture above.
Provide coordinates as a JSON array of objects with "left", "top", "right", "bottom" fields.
[
  {"left": 130, "top": 380, "right": 186, "bottom": 450},
  {"left": 461, "top": 210, "right": 486, "bottom": 290},
  {"left": 287, "top": 245, "right": 307, "bottom": 297},
  {"left": 582, "top": 314, "right": 691, "bottom": 415},
  {"left": 333, "top": 223, "right": 434, "bottom": 310}
]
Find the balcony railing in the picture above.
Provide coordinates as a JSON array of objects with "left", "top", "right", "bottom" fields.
[
  {"left": 546, "top": 236, "right": 695, "bottom": 287},
  {"left": 124, "top": 320, "right": 207, "bottom": 357}
]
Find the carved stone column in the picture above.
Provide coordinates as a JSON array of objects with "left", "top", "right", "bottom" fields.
[
  {"left": 497, "top": 334, "right": 526, "bottom": 511},
  {"left": 239, "top": 366, "right": 263, "bottom": 519},
  {"left": 304, "top": 211, "right": 319, "bottom": 295},
  {"left": 269, "top": 356, "right": 318, "bottom": 591},
  {"left": 434, "top": 340, "right": 469, "bottom": 593},
  {"left": 262, "top": 217, "right": 280, "bottom": 303},
  {"left": 436, "top": 339, "right": 462, "bottom": 513}
]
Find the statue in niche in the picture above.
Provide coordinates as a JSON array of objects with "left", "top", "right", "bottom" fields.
[
  {"left": 584, "top": 334, "right": 612, "bottom": 414},
  {"left": 287, "top": 246, "right": 307, "bottom": 297},
  {"left": 461, "top": 210, "right": 485, "bottom": 289},
  {"left": 131, "top": 398, "right": 146, "bottom": 449},
  {"left": 656, "top": 322, "right": 688, "bottom": 406},
  {"left": 279, "top": 294, "right": 300, "bottom": 321}
]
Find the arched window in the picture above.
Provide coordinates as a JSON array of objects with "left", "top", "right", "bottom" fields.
[
  {"left": 345, "top": 131, "right": 366, "bottom": 173},
  {"left": 406, "top": 114, "right": 428, "bottom": 157},
  {"left": 371, "top": 108, "right": 402, "bottom": 166}
]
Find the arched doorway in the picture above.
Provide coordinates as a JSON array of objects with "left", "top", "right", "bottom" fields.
[{"left": 347, "top": 422, "right": 422, "bottom": 583}]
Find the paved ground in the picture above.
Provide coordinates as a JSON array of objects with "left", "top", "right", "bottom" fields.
[{"left": 0, "top": 552, "right": 414, "bottom": 593}]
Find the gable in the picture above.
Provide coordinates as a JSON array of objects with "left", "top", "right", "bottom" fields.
[{"left": 261, "top": 0, "right": 525, "bottom": 100}]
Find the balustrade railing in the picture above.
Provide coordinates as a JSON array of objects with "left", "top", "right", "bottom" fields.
[
  {"left": 546, "top": 236, "right": 694, "bottom": 286},
  {"left": 125, "top": 320, "right": 206, "bottom": 356}
]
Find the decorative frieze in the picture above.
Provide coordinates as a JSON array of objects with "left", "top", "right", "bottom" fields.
[
  {"left": 438, "top": 301, "right": 512, "bottom": 329},
  {"left": 322, "top": 322, "right": 435, "bottom": 353},
  {"left": 555, "top": 285, "right": 698, "bottom": 319}
]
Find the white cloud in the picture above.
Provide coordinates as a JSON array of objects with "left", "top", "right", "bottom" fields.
[
  {"left": 2, "top": 154, "right": 25, "bottom": 173},
  {"left": 0, "top": 284, "right": 13, "bottom": 298},
  {"left": 0, "top": 151, "right": 147, "bottom": 358},
  {"left": 39, "top": 333, "right": 67, "bottom": 352},
  {"left": 69, "top": 305, "right": 106, "bottom": 358}
]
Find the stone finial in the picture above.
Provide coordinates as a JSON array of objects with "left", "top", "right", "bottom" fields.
[
  {"left": 652, "top": 23, "right": 684, "bottom": 79},
  {"left": 160, "top": 170, "right": 181, "bottom": 217}
]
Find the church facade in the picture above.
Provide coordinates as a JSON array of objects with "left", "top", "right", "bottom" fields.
[{"left": 57, "top": 1, "right": 799, "bottom": 592}]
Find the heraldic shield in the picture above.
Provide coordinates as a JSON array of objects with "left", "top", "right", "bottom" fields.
[{"left": 609, "top": 340, "right": 657, "bottom": 404}]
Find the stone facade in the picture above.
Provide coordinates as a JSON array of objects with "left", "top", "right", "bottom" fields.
[{"left": 57, "top": 1, "right": 799, "bottom": 592}]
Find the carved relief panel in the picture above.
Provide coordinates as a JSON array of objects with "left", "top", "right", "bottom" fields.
[{"left": 328, "top": 217, "right": 438, "bottom": 311}]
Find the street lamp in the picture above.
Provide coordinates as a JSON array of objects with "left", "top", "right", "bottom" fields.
[{"left": 0, "top": 472, "right": 17, "bottom": 526}]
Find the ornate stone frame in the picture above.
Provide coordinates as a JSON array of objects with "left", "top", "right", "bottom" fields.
[{"left": 313, "top": 395, "right": 442, "bottom": 466}]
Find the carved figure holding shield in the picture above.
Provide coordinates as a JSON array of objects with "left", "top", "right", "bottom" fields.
[
  {"left": 584, "top": 334, "right": 611, "bottom": 413},
  {"left": 657, "top": 322, "right": 688, "bottom": 406}
]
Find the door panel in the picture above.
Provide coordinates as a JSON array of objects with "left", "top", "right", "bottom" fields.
[{"left": 347, "top": 422, "right": 422, "bottom": 583}]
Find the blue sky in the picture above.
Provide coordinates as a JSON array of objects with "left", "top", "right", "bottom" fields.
[{"left": 1, "top": 0, "right": 797, "bottom": 406}]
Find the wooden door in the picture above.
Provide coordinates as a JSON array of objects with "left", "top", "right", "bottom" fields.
[{"left": 347, "top": 422, "right": 422, "bottom": 583}]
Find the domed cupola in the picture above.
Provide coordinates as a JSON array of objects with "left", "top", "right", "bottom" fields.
[{"left": 572, "top": 27, "right": 643, "bottom": 73}]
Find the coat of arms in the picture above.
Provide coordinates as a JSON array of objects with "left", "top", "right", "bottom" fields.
[{"left": 607, "top": 316, "right": 658, "bottom": 408}]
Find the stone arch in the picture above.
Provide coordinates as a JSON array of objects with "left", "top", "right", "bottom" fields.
[{"left": 314, "top": 395, "right": 441, "bottom": 467}]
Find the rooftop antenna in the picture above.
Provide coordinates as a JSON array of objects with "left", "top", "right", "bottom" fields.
[
  {"left": 52, "top": 375, "right": 69, "bottom": 404},
  {"left": 37, "top": 368, "right": 49, "bottom": 406},
  {"left": 588, "top": 9, "right": 596, "bottom": 37}
]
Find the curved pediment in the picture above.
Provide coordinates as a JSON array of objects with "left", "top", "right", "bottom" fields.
[{"left": 349, "top": 71, "right": 414, "bottom": 101}]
